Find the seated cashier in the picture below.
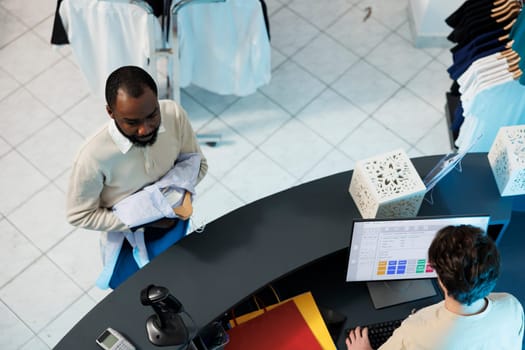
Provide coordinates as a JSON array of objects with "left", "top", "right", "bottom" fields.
[
  {"left": 66, "top": 65, "right": 207, "bottom": 289},
  {"left": 346, "top": 225, "right": 524, "bottom": 350}
]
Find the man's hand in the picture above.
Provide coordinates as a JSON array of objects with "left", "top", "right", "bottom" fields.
[
  {"left": 346, "top": 327, "right": 373, "bottom": 350},
  {"left": 173, "top": 191, "right": 192, "bottom": 220}
]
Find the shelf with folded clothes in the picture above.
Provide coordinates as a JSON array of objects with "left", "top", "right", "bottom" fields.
[{"left": 444, "top": 0, "right": 525, "bottom": 153}]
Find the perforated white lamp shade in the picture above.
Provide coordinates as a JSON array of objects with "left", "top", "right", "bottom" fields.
[
  {"left": 488, "top": 125, "right": 525, "bottom": 196},
  {"left": 349, "top": 149, "right": 426, "bottom": 218}
]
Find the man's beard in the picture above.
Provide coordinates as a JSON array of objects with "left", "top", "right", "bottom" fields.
[{"left": 116, "top": 122, "right": 159, "bottom": 147}]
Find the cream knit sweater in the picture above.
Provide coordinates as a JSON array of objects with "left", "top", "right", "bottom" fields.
[{"left": 66, "top": 100, "right": 207, "bottom": 233}]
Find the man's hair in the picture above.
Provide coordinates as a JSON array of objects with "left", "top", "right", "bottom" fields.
[
  {"left": 428, "top": 225, "right": 500, "bottom": 305},
  {"left": 105, "top": 66, "right": 158, "bottom": 109}
]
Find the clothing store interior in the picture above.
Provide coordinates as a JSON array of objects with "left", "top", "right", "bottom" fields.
[{"left": 1, "top": 0, "right": 525, "bottom": 349}]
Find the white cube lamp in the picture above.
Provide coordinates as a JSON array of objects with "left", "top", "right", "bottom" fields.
[
  {"left": 488, "top": 125, "right": 525, "bottom": 196},
  {"left": 349, "top": 149, "right": 426, "bottom": 218}
]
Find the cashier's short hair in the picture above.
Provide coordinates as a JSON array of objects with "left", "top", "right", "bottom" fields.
[
  {"left": 105, "top": 66, "right": 158, "bottom": 109},
  {"left": 428, "top": 225, "right": 500, "bottom": 305}
]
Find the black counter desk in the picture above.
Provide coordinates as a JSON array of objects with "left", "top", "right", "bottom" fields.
[{"left": 55, "top": 153, "right": 515, "bottom": 349}]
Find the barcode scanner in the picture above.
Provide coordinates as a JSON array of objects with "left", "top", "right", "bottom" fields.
[{"left": 140, "top": 284, "right": 189, "bottom": 347}]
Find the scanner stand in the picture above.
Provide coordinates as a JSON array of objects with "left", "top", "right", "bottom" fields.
[
  {"left": 145, "top": 312, "right": 190, "bottom": 347},
  {"left": 141, "top": 284, "right": 196, "bottom": 348}
]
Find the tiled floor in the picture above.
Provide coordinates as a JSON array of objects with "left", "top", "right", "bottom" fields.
[{"left": 0, "top": 0, "right": 453, "bottom": 348}]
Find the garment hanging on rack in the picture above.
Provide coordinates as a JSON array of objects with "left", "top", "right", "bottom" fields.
[
  {"left": 456, "top": 80, "right": 525, "bottom": 151},
  {"left": 58, "top": 0, "right": 163, "bottom": 100},
  {"left": 53, "top": 0, "right": 271, "bottom": 97},
  {"left": 445, "top": 0, "right": 494, "bottom": 28},
  {"left": 458, "top": 53, "right": 514, "bottom": 104},
  {"left": 177, "top": 0, "right": 271, "bottom": 96},
  {"left": 447, "top": 38, "right": 509, "bottom": 80},
  {"left": 447, "top": 3, "right": 516, "bottom": 45},
  {"left": 51, "top": 0, "right": 165, "bottom": 44},
  {"left": 509, "top": 10, "right": 525, "bottom": 83},
  {"left": 444, "top": 0, "right": 525, "bottom": 152},
  {"left": 52, "top": 0, "right": 270, "bottom": 44}
]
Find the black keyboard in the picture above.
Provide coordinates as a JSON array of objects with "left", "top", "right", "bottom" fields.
[{"left": 346, "top": 319, "right": 402, "bottom": 349}]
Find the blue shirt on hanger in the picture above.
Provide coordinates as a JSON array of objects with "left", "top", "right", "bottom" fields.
[{"left": 465, "top": 80, "right": 525, "bottom": 151}]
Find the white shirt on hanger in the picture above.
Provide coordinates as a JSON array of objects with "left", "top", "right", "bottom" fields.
[
  {"left": 59, "top": 0, "right": 163, "bottom": 100},
  {"left": 459, "top": 53, "right": 512, "bottom": 107},
  {"left": 455, "top": 52, "right": 516, "bottom": 152},
  {"left": 177, "top": 0, "right": 271, "bottom": 96}
]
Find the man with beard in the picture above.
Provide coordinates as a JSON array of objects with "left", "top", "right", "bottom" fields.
[{"left": 66, "top": 66, "right": 207, "bottom": 288}]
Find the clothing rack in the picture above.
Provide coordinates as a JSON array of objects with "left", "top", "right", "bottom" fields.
[
  {"left": 54, "top": 0, "right": 274, "bottom": 146},
  {"left": 157, "top": 0, "right": 225, "bottom": 102},
  {"left": 51, "top": 0, "right": 225, "bottom": 146},
  {"left": 154, "top": 0, "right": 225, "bottom": 146},
  {"left": 443, "top": 0, "right": 525, "bottom": 153}
]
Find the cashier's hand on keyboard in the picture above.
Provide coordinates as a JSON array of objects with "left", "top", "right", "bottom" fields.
[{"left": 346, "top": 326, "right": 373, "bottom": 350}]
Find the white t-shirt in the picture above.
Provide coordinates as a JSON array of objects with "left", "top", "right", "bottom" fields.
[
  {"left": 380, "top": 293, "right": 524, "bottom": 350},
  {"left": 459, "top": 54, "right": 513, "bottom": 108}
]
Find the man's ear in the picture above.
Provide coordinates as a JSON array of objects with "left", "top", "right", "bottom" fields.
[
  {"left": 437, "top": 277, "right": 448, "bottom": 297},
  {"left": 106, "top": 105, "right": 115, "bottom": 119}
]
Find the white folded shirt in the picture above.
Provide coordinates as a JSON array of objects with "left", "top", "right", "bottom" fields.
[{"left": 112, "top": 153, "right": 201, "bottom": 228}]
